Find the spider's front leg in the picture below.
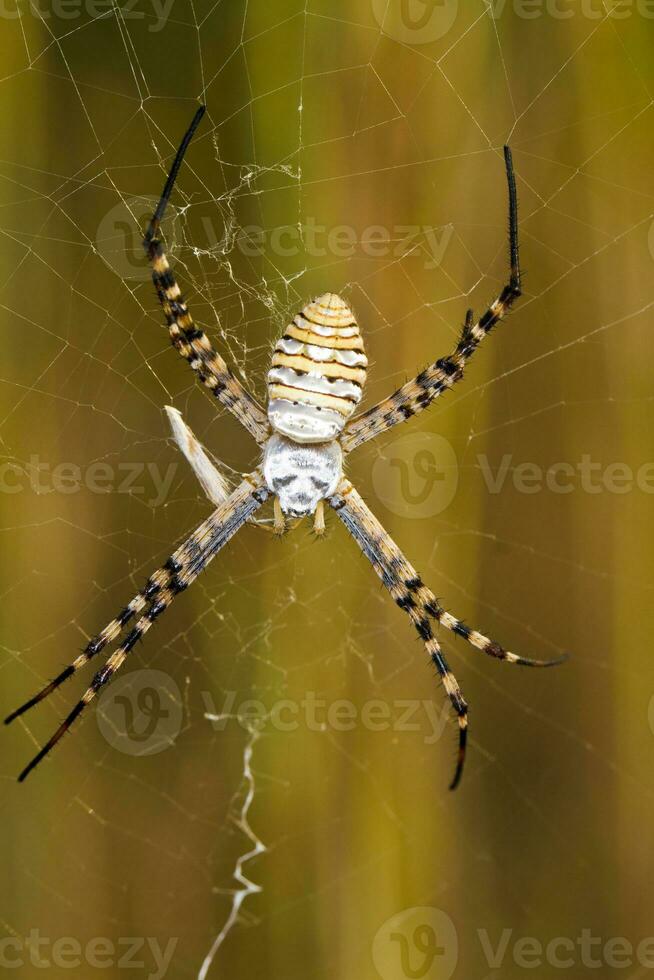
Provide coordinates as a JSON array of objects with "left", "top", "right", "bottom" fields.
[
  {"left": 167, "top": 406, "right": 286, "bottom": 534},
  {"left": 144, "top": 106, "right": 270, "bottom": 446},
  {"left": 341, "top": 146, "right": 522, "bottom": 454},
  {"left": 165, "top": 406, "right": 233, "bottom": 507}
]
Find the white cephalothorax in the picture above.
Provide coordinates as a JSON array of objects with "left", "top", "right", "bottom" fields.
[
  {"left": 263, "top": 434, "right": 343, "bottom": 518},
  {"left": 7, "top": 108, "right": 566, "bottom": 794}
]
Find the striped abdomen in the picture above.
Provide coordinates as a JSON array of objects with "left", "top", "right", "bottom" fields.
[{"left": 267, "top": 293, "right": 367, "bottom": 444}]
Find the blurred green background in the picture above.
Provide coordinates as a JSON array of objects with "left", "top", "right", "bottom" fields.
[{"left": 1, "top": 1, "right": 654, "bottom": 978}]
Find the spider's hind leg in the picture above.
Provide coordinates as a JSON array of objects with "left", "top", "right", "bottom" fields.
[
  {"left": 329, "top": 480, "right": 468, "bottom": 789},
  {"left": 329, "top": 479, "right": 566, "bottom": 789},
  {"left": 7, "top": 474, "right": 269, "bottom": 780},
  {"left": 4, "top": 566, "right": 171, "bottom": 726},
  {"left": 418, "top": 588, "right": 567, "bottom": 668}
]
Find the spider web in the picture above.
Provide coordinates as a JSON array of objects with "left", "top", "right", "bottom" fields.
[{"left": 1, "top": 2, "right": 654, "bottom": 978}]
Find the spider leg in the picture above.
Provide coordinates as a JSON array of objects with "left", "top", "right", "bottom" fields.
[
  {"left": 165, "top": 405, "right": 233, "bottom": 507},
  {"left": 419, "top": 592, "right": 567, "bottom": 668},
  {"left": 329, "top": 480, "right": 468, "bottom": 790},
  {"left": 7, "top": 473, "right": 269, "bottom": 780},
  {"left": 341, "top": 146, "right": 522, "bottom": 455},
  {"left": 165, "top": 406, "right": 284, "bottom": 534},
  {"left": 14, "top": 588, "right": 177, "bottom": 782},
  {"left": 143, "top": 106, "right": 270, "bottom": 445},
  {"left": 327, "top": 484, "right": 564, "bottom": 668},
  {"left": 328, "top": 479, "right": 565, "bottom": 789},
  {"left": 4, "top": 566, "right": 172, "bottom": 726}
]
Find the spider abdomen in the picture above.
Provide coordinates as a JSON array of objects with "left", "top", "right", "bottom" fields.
[{"left": 267, "top": 293, "right": 367, "bottom": 444}]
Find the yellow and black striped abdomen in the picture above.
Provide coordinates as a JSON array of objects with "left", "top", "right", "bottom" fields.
[{"left": 267, "top": 293, "right": 367, "bottom": 443}]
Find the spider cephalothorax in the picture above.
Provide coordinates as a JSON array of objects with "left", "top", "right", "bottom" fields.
[
  {"left": 5, "top": 106, "right": 566, "bottom": 788},
  {"left": 263, "top": 435, "right": 342, "bottom": 518}
]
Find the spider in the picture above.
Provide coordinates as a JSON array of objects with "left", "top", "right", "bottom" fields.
[{"left": 6, "top": 106, "right": 566, "bottom": 788}]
